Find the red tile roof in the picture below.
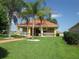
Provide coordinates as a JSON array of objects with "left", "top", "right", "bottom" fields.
[{"left": 17, "top": 19, "right": 58, "bottom": 27}]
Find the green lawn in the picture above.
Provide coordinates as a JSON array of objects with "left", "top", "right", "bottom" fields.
[{"left": 0, "top": 37, "right": 79, "bottom": 59}]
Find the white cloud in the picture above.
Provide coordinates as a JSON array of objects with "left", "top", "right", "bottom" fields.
[
  {"left": 77, "top": 12, "right": 79, "bottom": 15},
  {"left": 51, "top": 13, "right": 62, "bottom": 18}
]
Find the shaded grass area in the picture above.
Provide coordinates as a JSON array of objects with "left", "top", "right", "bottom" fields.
[{"left": 0, "top": 37, "right": 79, "bottom": 59}]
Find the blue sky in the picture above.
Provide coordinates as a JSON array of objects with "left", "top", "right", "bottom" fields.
[
  {"left": 24, "top": 0, "right": 79, "bottom": 32},
  {"left": 46, "top": 0, "right": 79, "bottom": 32},
  {"left": 26, "top": 0, "right": 79, "bottom": 32}
]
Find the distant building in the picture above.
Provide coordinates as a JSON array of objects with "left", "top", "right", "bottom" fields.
[
  {"left": 69, "top": 23, "right": 79, "bottom": 33},
  {"left": 56, "top": 31, "right": 64, "bottom": 37}
]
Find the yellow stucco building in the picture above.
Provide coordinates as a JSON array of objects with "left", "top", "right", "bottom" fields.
[{"left": 17, "top": 19, "right": 58, "bottom": 37}]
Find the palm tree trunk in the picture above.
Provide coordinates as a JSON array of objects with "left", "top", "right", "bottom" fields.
[
  {"left": 8, "top": 20, "right": 11, "bottom": 38},
  {"left": 40, "top": 19, "right": 43, "bottom": 37},
  {"left": 7, "top": 12, "right": 11, "bottom": 38},
  {"left": 40, "top": 16, "right": 43, "bottom": 37},
  {"left": 27, "top": 20, "right": 30, "bottom": 38},
  {"left": 7, "top": 11, "right": 13, "bottom": 38},
  {"left": 27, "top": 22, "right": 28, "bottom": 36},
  {"left": 32, "top": 19, "right": 34, "bottom": 39}
]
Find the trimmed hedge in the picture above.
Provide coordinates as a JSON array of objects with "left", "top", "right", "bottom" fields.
[
  {"left": 63, "top": 32, "right": 79, "bottom": 45},
  {"left": 11, "top": 35, "right": 25, "bottom": 38},
  {"left": 0, "top": 34, "right": 8, "bottom": 38}
]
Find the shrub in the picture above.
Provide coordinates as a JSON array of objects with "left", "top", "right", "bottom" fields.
[
  {"left": 11, "top": 35, "right": 25, "bottom": 38},
  {"left": 63, "top": 32, "right": 79, "bottom": 45},
  {"left": 0, "top": 47, "right": 9, "bottom": 59},
  {"left": 0, "top": 34, "right": 8, "bottom": 38},
  {"left": 56, "top": 33, "right": 59, "bottom": 36}
]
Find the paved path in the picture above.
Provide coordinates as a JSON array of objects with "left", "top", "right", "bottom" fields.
[{"left": 0, "top": 38, "right": 24, "bottom": 44}]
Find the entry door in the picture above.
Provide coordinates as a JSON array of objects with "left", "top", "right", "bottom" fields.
[{"left": 34, "top": 28, "right": 40, "bottom": 36}]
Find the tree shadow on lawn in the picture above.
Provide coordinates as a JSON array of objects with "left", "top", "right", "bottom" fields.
[{"left": 0, "top": 47, "right": 9, "bottom": 59}]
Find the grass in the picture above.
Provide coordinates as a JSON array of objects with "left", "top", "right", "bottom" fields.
[{"left": 0, "top": 37, "right": 79, "bottom": 59}]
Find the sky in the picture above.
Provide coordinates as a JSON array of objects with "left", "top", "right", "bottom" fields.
[
  {"left": 25, "top": 0, "right": 79, "bottom": 32},
  {"left": 12, "top": 0, "right": 79, "bottom": 32},
  {"left": 46, "top": 0, "right": 79, "bottom": 32}
]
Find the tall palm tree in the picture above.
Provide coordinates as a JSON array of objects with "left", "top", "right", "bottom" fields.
[
  {"left": 37, "top": 7, "right": 52, "bottom": 36},
  {"left": 0, "top": 0, "right": 25, "bottom": 37},
  {"left": 20, "top": 8, "right": 31, "bottom": 37},
  {"left": 20, "top": 0, "right": 52, "bottom": 38}
]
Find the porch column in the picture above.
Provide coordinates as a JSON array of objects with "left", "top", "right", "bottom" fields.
[
  {"left": 40, "top": 27, "right": 43, "bottom": 37},
  {"left": 16, "top": 26, "right": 20, "bottom": 35},
  {"left": 17, "top": 27, "right": 22, "bottom": 35},
  {"left": 28, "top": 27, "right": 31, "bottom": 36},
  {"left": 54, "top": 28, "right": 57, "bottom": 37}
]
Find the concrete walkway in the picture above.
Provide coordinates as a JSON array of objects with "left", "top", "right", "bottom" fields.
[{"left": 0, "top": 38, "right": 24, "bottom": 44}]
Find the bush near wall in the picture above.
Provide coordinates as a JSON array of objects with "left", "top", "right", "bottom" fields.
[
  {"left": 11, "top": 34, "right": 25, "bottom": 38},
  {"left": 63, "top": 32, "right": 79, "bottom": 45},
  {"left": 0, "top": 34, "right": 8, "bottom": 38}
]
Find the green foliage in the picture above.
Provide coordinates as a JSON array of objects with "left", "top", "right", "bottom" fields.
[
  {"left": 21, "top": 0, "right": 51, "bottom": 18},
  {"left": 64, "top": 32, "right": 79, "bottom": 45},
  {"left": 0, "top": 0, "right": 25, "bottom": 23},
  {"left": 11, "top": 34, "right": 25, "bottom": 38},
  {"left": 0, "top": 34, "right": 8, "bottom": 37},
  {"left": 20, "top": 0, "right": 52, "bottom": 37},
  {"left": 56, "top": 33, "right": 59, "bottom": 36},
  {"left": 0, "top": 4, "right": 7, "bottom": 21},
  {"left": 47, "top": 18, "right": 58, "bottom": 24},
  {"left": 47, "top": 12, "right": 58, "bottom": 24},
  {"left": 0, "top": 4, "right": 8, "bottom": 33},
  {"left": 0, "top": 0, "right": 25, "bottom": 36},
  {"left": 0, "top": 34, "right": 8, "bottom": 39},
  {"left": 0, "top": 0, "right": 25, "bottom": 12}
]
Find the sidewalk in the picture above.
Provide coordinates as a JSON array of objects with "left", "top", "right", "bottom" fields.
[{"left": 0, "top": 38, "right": 24, "bottom": 44}]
